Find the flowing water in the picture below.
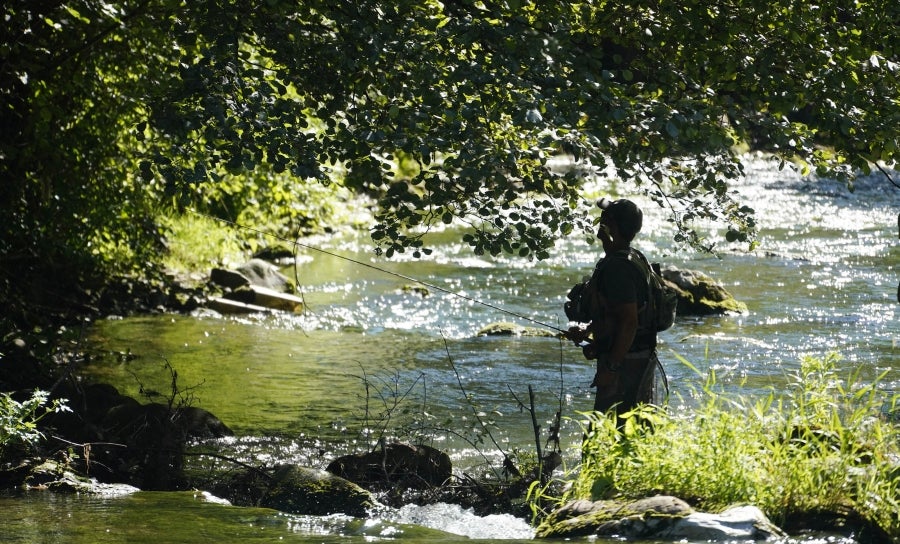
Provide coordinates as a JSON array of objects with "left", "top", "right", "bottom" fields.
[{"left": 3, "top": 158, "right": 897, "bottom": 543}]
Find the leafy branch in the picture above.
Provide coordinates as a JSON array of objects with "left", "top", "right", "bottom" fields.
[{"left": 0, "top": 390, "right": 70, "bottom": 460}]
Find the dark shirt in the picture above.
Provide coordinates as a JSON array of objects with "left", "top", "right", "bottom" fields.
[
  {"left": 590, "top": 249, "right": 652, "bottom": 351},
  {"left": 599, "top": 252, "right": 646, "bottom": 307}
]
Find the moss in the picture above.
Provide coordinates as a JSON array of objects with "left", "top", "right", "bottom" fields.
[
  {"left": 535, "top": 496, "right": 694, "bottom": 538},
  {"left": 261, "top": 465, "right": 376, "bottom": 517},
  {"left": 699, "top": 296, "right": 749, "bottom": 314}
]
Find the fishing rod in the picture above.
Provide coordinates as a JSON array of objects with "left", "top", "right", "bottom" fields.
[{"left": 190, "top": 209, "right": 568, "bottom": 334}]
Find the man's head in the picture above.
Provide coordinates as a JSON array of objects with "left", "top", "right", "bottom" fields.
[{"left": 597, "top": 198, "right": 643, "bottom": 243}]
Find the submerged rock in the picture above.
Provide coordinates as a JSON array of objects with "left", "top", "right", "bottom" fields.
[
  {"left": 536, "top": 495, "right": 785, "bottom": 541},
  {"left": 476, "top": 322, "right": 558, "bottom": 337},
  {"left": 211, "top": 464, "right": 376, "bottom": 517}
]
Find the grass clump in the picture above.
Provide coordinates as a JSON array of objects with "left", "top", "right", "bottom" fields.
[
  {"left": 569, "top": 353, "right": 900, "bottom": 538},
  {"left": 159, "top": 213, "right": 247, "bottom": 277},
  {"left": 158, "top": 174, "right": 371, "bottom": 280}
]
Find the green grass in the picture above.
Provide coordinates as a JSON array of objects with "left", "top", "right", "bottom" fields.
[
  {"left": 159, "top": 213, "right": 248, "bottom": 278},
  {"left": 564, "top": 353, "right": 900, "bottom": 537},
  {"left": 157, "top": 176, "right": 372, "bottom": 281}
]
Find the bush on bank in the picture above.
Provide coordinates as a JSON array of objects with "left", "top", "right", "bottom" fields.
[
  {"left": 1, "top": 390, "right": 69, "bottom": 465},
  {"left": 549, "top": 353, "right": 900, "bottom": 539}
]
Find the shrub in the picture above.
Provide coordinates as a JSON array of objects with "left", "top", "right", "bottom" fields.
[{"left": 0, "top": 390, "right": 69, "bottom": 462}]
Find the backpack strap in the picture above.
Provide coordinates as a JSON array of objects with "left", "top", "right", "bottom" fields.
[{"left": 621, "top": 248, "right": 658, "bottom": 348}]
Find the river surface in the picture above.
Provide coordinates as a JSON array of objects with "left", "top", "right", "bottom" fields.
[{"left": 3, "top": 158, "right": 897, "bottom": 543}]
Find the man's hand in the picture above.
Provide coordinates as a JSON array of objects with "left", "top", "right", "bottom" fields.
[{"left": 565, "top": 326, "right": 590, "bottom": 344}]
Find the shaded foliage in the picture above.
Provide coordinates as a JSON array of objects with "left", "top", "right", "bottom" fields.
[{"left": 2, "top": 1, "right": 898, "bottom": 319}]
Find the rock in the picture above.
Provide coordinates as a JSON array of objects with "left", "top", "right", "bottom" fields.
[
  {"left": 326, "top": 443, "right": 452, "bottom": 489},
  {"left": 43, "top": 381, "right": 232, "bottom": 490},
  {"left": 236, "top": 258, "right": 291, "bottom": 291},
  {"left": 80, "top": 382, "right": 131, "bottom": 424},
  {"left": 209, "top": 259, "right": 302, "bottom": 313},
  {"left": 665, "top": 505, "right": 786, "bottom": 540},
  {"left": 476, "top": 321, "right": 558, "bottom": 337},
  {"left": 254, "top": 245, "right": 296, "bottom": 262},
  {"left": 210, "top": 259, "right": 291, "bottom": 291},
  {"left": 401, "top": 284, "right": 430, "bottom": 297},
  {"left": 96, "top": 400, "right": 186, "bottom": 489},
  {"left": 243, "top": 465, "right": 376, "bottom": 517},
  {"left": 101, "top": 401, "right": 232, "bottom": 441},
  {"left": 241, "top": 285, "right": 303, "bottom": 312},
  {"left": 24, "top": 460, "right": 139, "bottom": 496},
  {"left": 209, "top": 268, "right": 250, "bottom": 289},
  {"left": 550, "top": 498, "right": 600, "bottom": 519},
  {"left": 536, "top": 495, "right": 785, "bottom": 541},
  {"left": 536, "top": 495, "right": 693, "bottom": 538},
  {"left": 662, "top": 268, "right": 748, "bottom": 315},
  {"left": 209, "top": 284, "right": 303, "bottom": 313},
  {"left": 206, "top": 296, "right": 274, "bottom": 315},
  {"left": 88, "top": 392, "right": 231, "bottom": 489},
  {"left": 174, "top": 406, "right": 233, "bottom": 439},
  {"left": 222, "top": 285, "right": 257, "bottom": 304}
]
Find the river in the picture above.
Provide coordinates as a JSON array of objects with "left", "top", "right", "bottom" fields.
[{"left": 2, "top": 157, "right": 897, "bottom": 543}]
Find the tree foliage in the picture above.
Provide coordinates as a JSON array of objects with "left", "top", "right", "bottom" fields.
[{"left": 2, "top": 0, "right": 898, "bottom": 281}]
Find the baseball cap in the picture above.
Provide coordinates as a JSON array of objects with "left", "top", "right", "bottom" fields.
[{"left": 597, "top": 198, "right": 643, "bottom": 240}]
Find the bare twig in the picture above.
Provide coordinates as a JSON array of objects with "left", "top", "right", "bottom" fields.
[
  {"left": 875, "top": 162, "right": 900, "bottom": 190},
  {"left": 352, "top": 365, "right": 427, "bottom": 451},
  {"left": 528, "top": 386, "right": 543, "bottom": 475},
  {"left": 439, "top": 330, "right": 508, "bottom": 478}
]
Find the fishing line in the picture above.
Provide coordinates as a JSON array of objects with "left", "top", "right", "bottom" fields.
[{"left": 191, "top": 209, "right": 567, "bottom": 333}]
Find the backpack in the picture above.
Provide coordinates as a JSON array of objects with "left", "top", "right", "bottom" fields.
[
  {"left": 625, "top": 250, "right": 678, "bottom": 332},
  {"left": 563, "top": 249, "right": 677, "bottom": 332}
]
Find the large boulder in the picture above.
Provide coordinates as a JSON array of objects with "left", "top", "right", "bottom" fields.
[
  {"left": 210, "top": 258, "right": 291, "bottom": 291},
  {"left": 662, "top": 268, "right": 748, "bottom": 315},
  {"left": 326, "top": 443, "right": 452, "bottom": 489},
  {"left": 536, "top": 495, "right": 785, "bottom": 541}
]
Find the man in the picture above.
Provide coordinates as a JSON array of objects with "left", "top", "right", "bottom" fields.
[{"left": 566, "top": 198, "right": 658, "bottom": 425}]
